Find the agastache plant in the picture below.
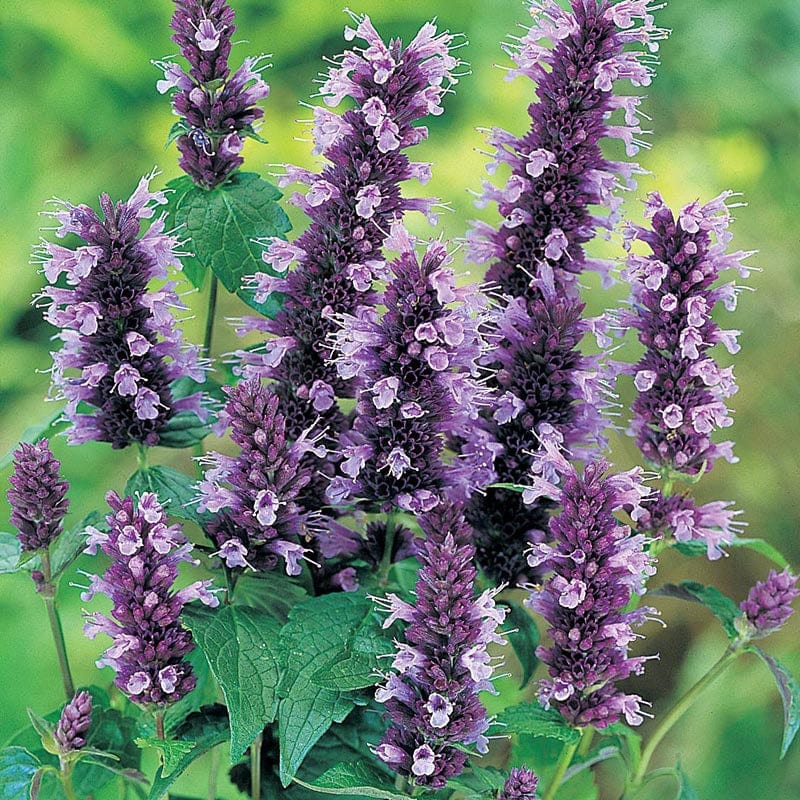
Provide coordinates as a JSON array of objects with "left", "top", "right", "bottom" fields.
[{"left": 35, "top": 175, "right": 206, "bottom": 450}]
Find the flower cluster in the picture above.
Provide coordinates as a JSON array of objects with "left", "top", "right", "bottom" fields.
[
  {"left": 156, "top": 0, "right": 270, "bottom": 189},
  {"left": 197, "top": 379, "right": 315, "bottom": 575},
  {"left": 374, "top": 503, "right": 507, "bottom": 787},
  {"left": 36, "top": 175, "right": 205, "bottom": 450},
  {"left": 499, "top": 767, "right": 539, "bottom": 800},
  {"left": 82, "top": 491, "right": 219, "bottom": 706},
  {"left": 326, "top": 228, "right": 486, "bottom": 513},
  {"left": 236, "top": 14, "right": 460, "bottom": 447},
  {"left": 54, "top": 691, "right": 93, "bottom": 754},
  {"left": 467, "top": 0, "right": 667, "bottom": 300},
  {"left": 525, "top": 449, "right": 655, "bottom": 728},
  {"left": 7, "top": 439, "right": 70, "bottom": 553},
  {"left": 739, "top": 569, "right": 799, "bottom": 640}
]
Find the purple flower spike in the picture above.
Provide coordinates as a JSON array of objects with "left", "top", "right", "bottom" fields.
[
  {"left": 468, "top": 0, "right": 667, "bottom": 301},
  {"left": 82, "top": 492, "right": 219, "bottom": 707},
  {"left": 374, "top": 503, "right": 507, "bottom": 788},
  {"left": 740, "top": 569, "right": 800, "bottom": 639},
  {"left": 36, "top": 174, "right": 206, "bottom": 450},
  {"left": 157, "top": 1, "right": 269, "bottom": 188},
  {"left": 54, "top": 691, "right": 93, "bottom": 754},
  {"left": 499, "top": 767, "right": 540, "bottom": 800},
  {"left": 621, "top": 191, "right": 753, "bottom": 476},
  {"left": 7, "top": 440, "right": 70, "bottom": 553},
  {"left": 524, "top": 448, "right": 656, "bottom": 729},
  {"left": 197, "top": 379, "right": 316, "bottom": 575},
  {"left": 235, "top": 14, "right": 461, "bottom": 448},
  {"left": 326, "top": 228, "right": 487, "bottom": 512}
]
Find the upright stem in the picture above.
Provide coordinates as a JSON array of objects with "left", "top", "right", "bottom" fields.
[
  {"left": 378, "top": 511, "right": 398, "bottom": 587},
  {"left": 628, "top": 647, "right": 740, "bottom": 791},
  {"left": 577, "top": 726, "right": 594, "bottom": 757},
  {"left": 155, "top": 710, "right": 166, "bottom": 741},
  {"left": 41, "top": 551, "right": 75, "bottom": 700},
  {"left": 251, "top": 732, "right": 263, "bottom": 800},
  {"left": 60, "top": 764, "right": 78, "bottom": 800},
  {"left": 137, "top": 444, "right": 148, "bottom": 472},
  {"left": 542, "top": 737, "right": 581, "bottom": 800},
  {"left": 208, "top": 744, "right": 221, "bottom": 800},
  {"left": 203, "top": 274, "right": 219, "bottom": 358}
]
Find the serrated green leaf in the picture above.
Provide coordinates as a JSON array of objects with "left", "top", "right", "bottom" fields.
[
  {"left": 182, "top": 604, "right": 282, "bottom": 761},
  {"left": 500, "top": 599, "right": 539, "bottom": 689},
  {"left": 124, "top": 466, "right": 203, "bottom": 525},
  {"left": 673, "top": 536, "right": 788, "bottom": 568},
  {"left": 496, "top": 702, "right": 581, "bottom": 745},
  {"left": 751, "top": 646, "right": 800, "bottom": 758},
  {"left": 233, "top": 571, "right": 308, "bottom": 624},
  {"left": 0, "top": 534, "right": 22, "bottom": 575},
  {"left": 294, "top": 761, "right": 411, "bottom": 800},
  {"left": 447, "top": 765, "right": 507, "bottom": 798},
  {"left": 652, "top": 581, "right": 741, "bottom": 639},
  {"left": 0, "top": 747, "right": 41, "bottom": 800},
  {"left": 24, "top": 712, "right": 55, "bottom": 756},
  {"left": 277, "top": 594, "right": 376, "bottom": 786},
  {"left": 169, "top": 172, "right": 291, "bottom": 293},
  {"left": 135, "top": 738, "right": 194, "bottom": 777},
  {"left": 156, "top": 412, "right": 211, "bottom": 449}
]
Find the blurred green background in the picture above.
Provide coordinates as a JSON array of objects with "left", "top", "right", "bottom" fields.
[{"left": 1, "top": 0, "right": 799, "bottom": 797}]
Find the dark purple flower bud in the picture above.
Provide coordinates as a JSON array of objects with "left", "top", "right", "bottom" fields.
[
  {"left": 54, "top": 691, "right": 93, "bottom": 753},
  {"left": 374, "top": 504, "right": 507, "bottom": 788},
  {"left": 620, "top": 191, "right": 753, "bottom": 476},
  {"left": 197, "top": 379, "right": 316, "bottom": 575},
  {"left": 81, "top": 491, "right": 219, "bottom": 706},
  {"left": 740, "top": 569, "right": 799, "bottom": 639},
  {"left": 36, "top": 175, "right": 206, "bottom": 450},
  {"left": 156, "top": 1, "right": 269, "bottom": 188},
  {"left": 468, "top": 0, "right": 667, "bottom": 301},
  {"left": 7, "top": 440, "right": 69, "bottom": 552},
  {"left": 499, "top": 767, "right": 539, "bottom": 800},
  {"left": 524, "top": 446, "right": 656, "bottom": 728}
]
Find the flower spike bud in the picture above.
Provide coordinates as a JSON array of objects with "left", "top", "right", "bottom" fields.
[
  {"left": 54, "top": 691, "right": 93, "bottom": 753},
  {"left": 739, "top": 569, "right": 799, "bottom": 640}
]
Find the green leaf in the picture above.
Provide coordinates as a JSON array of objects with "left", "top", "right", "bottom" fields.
[
  {"left": 500, "top": 599, "right": 539, "bottom": 689},
  {"left": 495, "top": 702, "right": 581, "bottom": 745},
  {"left": 156, "top": 412, "right": 210, "bottom": 449},
  {"left": 236, "top": 285, "right": 285, "bottom": 320},
  {"left": 597, "top": 722, "right": 642, "bottom": 772},
  {"left": 751, "top": 646, "right": 800, "bottom": 758},
  {"left": 0, "top": 410, "right": 66, "bottom": 471},
  {"left": 162, "top": 647, "right": 215, "bottom": 737},
  {"left": 651, "top": 581, "right": 741, "bottom": 639},
  {"left": 124, "top": 466, "right": 202, "bottom": 525},
  {"left": 675, "top": 761, "right": 700, "bottom": 800},
  {"left": 446, "top": 765, "right": 507, "bottom": 798},
  {"left": 24, "top": 711, "right": 55, "bottom": 756},
  {"left": 135, "top": 738, "right": 194, "bottom": 777},
  {"left": 165, "top": 120, "right": 190, "bottom": 148},
  {"left": 0, "top": 747, "right": 41, "bottom": 800},
  {"left": 293, "top": 762, "right": 411, "bottom": 800},
  {"left": 234, "top": 571, "right": 308, "bottom": 624},
  {"left": 182, "top": 604, "right": 282, "bottom": 761},
  {"left": 51, "top": 511, "right": 105, "bottom": 579},
  {"left": 168, "top": 172, "right": 291, "bottom": 293},
  {"left": 277, "top": 593, "right": 377, "bottom": 786},
  {"left": 673, "top": 536, "right": 789, "bottom": 568},
  {"left": 563, "top": 746, "right": 620, "bottom": 782},
  {"left": 0, "top": 534, "right": 22, "bottom": 575},
  {"left": 147, "top": 705, "right": 229, "bottom": 800}
]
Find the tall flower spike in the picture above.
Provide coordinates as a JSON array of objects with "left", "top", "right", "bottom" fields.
[
  {"left": 7, "top": 439, "right": 70, "bottom": 553},
  {"left": 197, "top": 379, "right": 315, "bottom": 575},
  {"left": 498, "top": 767, "right": 540, "bottom": 800},
  {"left": 326, "top": 227, "right": 487, "bottom": 513},
  {"left": 739, "top": 569, "right": 799, "bottom": 640},
  {"left": 468, "top": 0, "right": 667, "bottom": 300},
  {"left": 157, "top": 0, "right": 270, "bottom": 189},
  {"left": 54, "top": 691, "right": 93, "bottom": 754},
  {"left": 235, "top": 14, "right": 461, "bottom": 448},
  {"left": 82, "top": 491, "right": 219, "bottom": 706},
  {"left": 375, "top": 503, "right": 507, "bottom": 788},
  {"left": 524, "top": 449, "right": 656, "bottom": 728},
  {"left": 36, "top": 174, "right": 206, "bottom": 450}
]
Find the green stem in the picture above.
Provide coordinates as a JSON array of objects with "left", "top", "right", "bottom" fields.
[
  {"left": 60, "top": 764, "right": 78, "bottom": 800},
  {"left": 41, "top": 551, "right": 75, "bottom": 700},
  {"left": 251, "top": 732, "right": 263, "bottom": 800},
  {"left": 137, "top": 444, "right": 148, "bottom": 471},
  {"left": 394, "top": 774, "right": 410, "bottom": 794},
  {"left": 208, "top": 744, "right": 221, "bottom": 800},
  {"left": 155, "top": 710, "right": 165, "bottom": 741},
  {"left": 542, "top": 736, "right": 581, "bottom": 800},
  {"left": 377, "top": 511, "right": 398, "bottom": 587},
  {"left": 224, "top": 565, "right": 237, "bottom": 605},
  {"left": 203, "top": 274, "right": 219, "bottom": 358},
  {"left": 629, "top": 646, "right": 740, "bottom": 791}
]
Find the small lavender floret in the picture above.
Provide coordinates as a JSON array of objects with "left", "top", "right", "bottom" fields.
[
  {"left": 524, "top": 446, "right": 656, "bottom": 728},
  {"left": 499, "top": 767, "right": 539, "bottom": 800},
  {"left": 197, "top": 379, "right": 315, "bottom": 575},
  {"left": 7, "top": 440, "right": 69, "bottom": 552},
  {"left": 36, "top": 174, "right": 206, "bottom": 450},
  {"left": 82, "top": 491, "right": 219, "bottom": 706},
  {"left": 740, "top": 569, "right": 799, "bottom": 639},
  {"left": 157, "top": 0, "right": 270, "bottom": 188},
  {"left": 374, "top": 503, "right": 507, "bottom": 787},
  {"left": 54, "top": 691, "right": 93, "bottom": 753}
]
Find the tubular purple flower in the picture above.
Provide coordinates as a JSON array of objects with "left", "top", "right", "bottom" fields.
[
  {"left": 7, "top": 439, "right": 70, "bottom": 553},
  {"left": 374, "top": 503, "right": 507, "bottom": 788},
  {"left": 499, "top": 767, "right": 540, "bottom": 800},
  {"left": 235, "top": 14, "right": 461, "bottom": 448},
  {"left": 524, "top": 446, "right": 657, "bottom": 728},
  {"left": 739, "top": 569, "right": 799, "bottom": 639},
  {"left": 81, "top": 491, "right": 219, "bottom": 706},
  {"left": 326, "top": 226, "right": 487, "bottom": 513},
  {"left": 197, "top": 378, "right": 316, "bottom": 575},
  {"left": 35, "top": 174, "right": 206, "bottom": 450},
  {"left": 54, "top": 691, "right": 93, "bottom": 753},
  {"left": 156, "top": 0, "right": 270, "bottom": 188}
]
